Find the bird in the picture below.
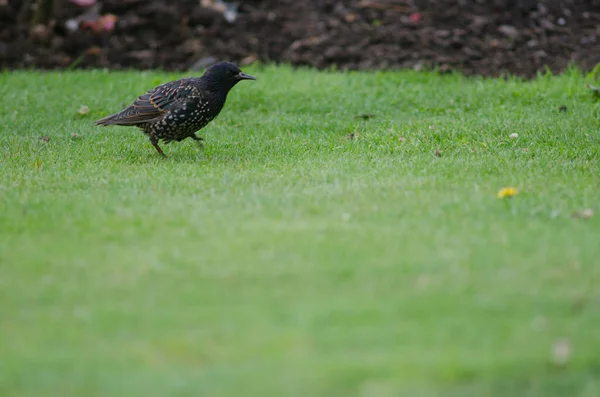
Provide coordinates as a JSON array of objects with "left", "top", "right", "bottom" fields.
[{"left": 95, "top": 61, "right": 256, "bottom": 157}]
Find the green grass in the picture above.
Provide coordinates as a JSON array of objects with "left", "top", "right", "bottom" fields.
[{"left": 1, "top": 64, "right": 600, "bottom": 397}]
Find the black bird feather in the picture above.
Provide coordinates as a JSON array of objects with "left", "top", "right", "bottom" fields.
[{"left": 95, "top": 61, "right": 256, "bottom": 157}]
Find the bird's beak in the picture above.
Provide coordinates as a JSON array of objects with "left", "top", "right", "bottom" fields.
[{"left": 238, "top": 71, "right": 256, "bottom": 80}]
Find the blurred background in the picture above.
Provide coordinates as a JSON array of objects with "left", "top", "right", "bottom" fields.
[{"left": 1, "top": 0, "right": 600, "bottom": 77}]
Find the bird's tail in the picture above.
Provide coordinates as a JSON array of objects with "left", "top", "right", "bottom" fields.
[
  {"left": 95, "top": 112, "right": 123, "bottom": 126},
  {"left": 95, "top": 107, "right": 162, "bottom": 126}
]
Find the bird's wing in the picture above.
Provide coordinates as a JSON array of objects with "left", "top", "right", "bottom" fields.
[
  {"left": 97, "top": 79, "right": 203, "bottom": 126},
  {"left": 146, "top": 79, "right": 202, "bottom": 111}
]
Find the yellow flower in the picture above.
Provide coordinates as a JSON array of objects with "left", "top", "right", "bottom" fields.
[{"left": 497, "top": 187, "right": 519, "bottom": 199}]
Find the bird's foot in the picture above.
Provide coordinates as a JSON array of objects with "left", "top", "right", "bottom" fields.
[{"left": 191, "top": 135, "right": 204, "bottom": 147}]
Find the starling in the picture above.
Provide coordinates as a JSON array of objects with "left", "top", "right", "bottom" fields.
[{"left": 95, "top": 61, "right": 256, "bottom": 157}]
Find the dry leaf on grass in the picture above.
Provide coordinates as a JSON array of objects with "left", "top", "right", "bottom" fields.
[
  {"left": 78, "top": 105, "right": 90, "bottom": 116},
  {"left": 572, "top": 208, "right": 594, "bottom": 219},
  {"left": 551, "top": 338, "right": 572, "bottom": 366}
]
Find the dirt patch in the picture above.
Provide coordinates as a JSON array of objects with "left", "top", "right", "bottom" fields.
[{"left": 1, "top": 0, "right": 600, "bottom": 78}]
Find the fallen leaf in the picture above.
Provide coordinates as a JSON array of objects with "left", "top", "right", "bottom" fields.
[
  {"left": 78, "top": 105, "right": 90, "bottom": 115},
  {"left": 572, "top": 208, "right": 594, "bottom": 219},
  {"left": 71, "top": 133, "right": 81, "bottom": 139},
  {"left": 434, "top": 149, "right": 441, "bottom": 157},
  {"left": 551, "top": 338, "right": 572, "bottom": 366}
]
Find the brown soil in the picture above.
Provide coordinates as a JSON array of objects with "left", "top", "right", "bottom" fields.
[{"left": 1, "top": 0, "right": 600, "bottom": 78}]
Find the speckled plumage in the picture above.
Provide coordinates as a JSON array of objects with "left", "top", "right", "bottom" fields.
[{"left": 95, "top": 61, "right": 256, "bottom": 157}]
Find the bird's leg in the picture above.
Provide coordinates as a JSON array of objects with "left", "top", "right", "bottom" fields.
[
  {"left": 149, "top": 136, "right": 167, "bottom": 158},
  {"left": 152, "top": 141, "right": 167, "bottom": 158}
]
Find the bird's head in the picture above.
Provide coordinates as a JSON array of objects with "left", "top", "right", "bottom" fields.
[{"left": 203, "top": 61, "right": 256, "bottom": 91}]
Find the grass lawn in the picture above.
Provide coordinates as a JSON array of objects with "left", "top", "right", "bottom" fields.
[{"left": 1, "top": 64, "right": 600, "bottom": 397}]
